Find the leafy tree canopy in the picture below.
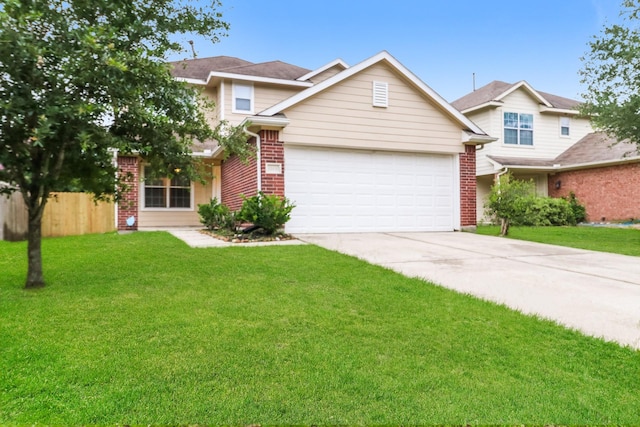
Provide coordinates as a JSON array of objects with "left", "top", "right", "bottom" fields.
[
  {"left": 580, "top": 0, "right": 640, "bottom": 149},
  {"left": 0, "top": 0, "right": 243, "bottom": 287}
]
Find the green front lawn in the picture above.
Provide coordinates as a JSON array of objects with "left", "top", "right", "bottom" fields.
[
  {"left": 1, "top": 232, "right": 639, "bottom": 424},
  {"left": 477, "top": 225, "right": 640, "bottom": 256}
]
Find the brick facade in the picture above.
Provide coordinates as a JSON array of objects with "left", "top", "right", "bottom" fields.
[
  {"left": 259, "top": 130, "right": 285, "bottom": 197},
  {"left": 220, "top": 140, "right": 258, "bottom": 211},
  {"left": 459, "top": 144, "right": 477, "bottom": 227},
  {"left": 117, "top": 156, "right": 139, "bottom": 231},
  {"left": 220, "top": 131, "right": 285, "bottom": 210},
  {"left": 548, "top": 162, "right": 640, "bottom": 222}
]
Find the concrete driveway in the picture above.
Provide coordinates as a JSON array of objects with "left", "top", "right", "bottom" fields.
[{"left": 296, "top": 232, "right": 640, "bottom": 350}]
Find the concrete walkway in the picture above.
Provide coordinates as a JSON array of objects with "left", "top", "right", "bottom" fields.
[{"left": 296, "top": 232, "right": 640, "bottom": 350}]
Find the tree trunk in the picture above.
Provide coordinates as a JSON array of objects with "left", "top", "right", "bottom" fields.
[
  {"left": 25, "top": 202, "right": 46, "bottom": 289},
  {"left": 500, "top": 218, "right": 510, "bottom": 236}
]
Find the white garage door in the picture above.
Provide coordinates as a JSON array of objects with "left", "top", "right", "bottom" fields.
[{"left": 284, "top": 146, "right": 458, "bottom": 233}]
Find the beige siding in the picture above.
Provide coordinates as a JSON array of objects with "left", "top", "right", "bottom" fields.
[
  {"left": 138, "top": 161, "right": 220, "bottom": 228},
  {"left": 280, "top": 62, "right": 465, "bottom": 154},
  {"left": 201, "top": 87, "right": 219, "bottom": 123},
  {"left": 473, "top": 88, "right": 594, "bottom": 176},
  {"left": 221, "top": 80, "right": 303, "bottom": 126}
]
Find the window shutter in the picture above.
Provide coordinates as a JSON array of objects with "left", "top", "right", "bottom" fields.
[{"left": 372, "top": 81, "right": 388, "bottom": 107}]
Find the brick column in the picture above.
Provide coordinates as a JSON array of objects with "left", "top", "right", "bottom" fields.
[
  {"left": 459, "top": 145, "right": 477, "bottom": 228},
  {"left": 260, "top": 130, "right": 285, "bottom": 197},
  {"left": 117, "top": 156, "right": 139, "bottom": 231}
]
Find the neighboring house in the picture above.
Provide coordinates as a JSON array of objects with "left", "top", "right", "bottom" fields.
[
  {"left": 116, "top": 51, "right": 495, "bottom": 233},
  {"left": 451, "top": 80, "right": 640, "bottom": 222}
]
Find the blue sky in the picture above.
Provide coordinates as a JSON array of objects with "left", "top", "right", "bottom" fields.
[{"left": 169, "top": 0, "right": 625, "bottom": 102}]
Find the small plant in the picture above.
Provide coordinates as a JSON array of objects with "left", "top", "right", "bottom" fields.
[
  {"left": 238, "top": 191, "right": 295, "bottom": 235},
  {"left": 198, "top": 198, "right": 236, "bottom": 232}
]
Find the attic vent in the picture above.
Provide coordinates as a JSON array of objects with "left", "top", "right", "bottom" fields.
[{"left": 372, "top": 81, "right": 388, "bottom": 107}]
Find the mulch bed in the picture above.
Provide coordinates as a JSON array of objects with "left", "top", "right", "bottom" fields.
[{"left": 200, "top": 229, "right": 295, "bottom": 244}]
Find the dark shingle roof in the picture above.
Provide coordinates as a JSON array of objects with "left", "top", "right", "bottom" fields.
[
  {"left": 554, "top": 132, "right": 639, "bottom": 165},
  {"left": 169, "top": 56, "right": 311, "bottom": 81},
  {"left": 451, "top": 80, "right": 580, "bottom": 112},
  {"left": 489, "top": 132, "right": 640, "bottom": 169},
  {"left": 451, "top": 81, "right": 512, "bottom": 111}
]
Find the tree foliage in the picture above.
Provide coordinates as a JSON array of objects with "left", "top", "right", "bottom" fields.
[
  {"left": 580, "top": 0, "right": 640, "bottom": 149},
  {"left": 485, "top": 173, "right": 536, "bottom": 236},
  {"left": 0, "top": 0, "right": 244, "bottom": 288}
]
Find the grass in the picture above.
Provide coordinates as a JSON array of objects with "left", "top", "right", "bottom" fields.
[
  {"left": 476, "top": 224, "right": 640, "bottom": 256},
  {"left": 1, "top": 232, "right": 640, "bottom": 424}
]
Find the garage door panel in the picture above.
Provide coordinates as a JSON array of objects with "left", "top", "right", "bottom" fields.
[{"left": 285, "top": 146, "right": 456, "bottom": 233}]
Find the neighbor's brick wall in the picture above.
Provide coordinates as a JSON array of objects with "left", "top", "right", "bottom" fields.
[
  {"left": 117, "top": 156, "right": 139, "bottom": 231},
  {"left": 260, "top": 130, "right": 285, "bottom": 198},
  {"left": 221, "top": 140, "right": 258, "bottom": 211},
  {"left": 459, "top": 145, "right": 477, "bottom": 227},
  {"left": 548, "top": 163, "right": 640, "bottom": 222}
]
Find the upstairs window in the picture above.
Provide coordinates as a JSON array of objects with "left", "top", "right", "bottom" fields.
[
  {"left": 504, "top": 112, "right": 533, "bottom": 146},
  {"left": 560, "top": 117, "right": 570, "bottom": 136},
  {"left": 143, "top": 166, "right": 192, "bottom": 209},
  {"left": 233, "top": 82, "right": 253, "bottom": 113}
]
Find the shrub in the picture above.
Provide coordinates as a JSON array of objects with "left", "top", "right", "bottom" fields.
[
  {"left": 517, "top": 196, "right": 576, "bottom": 226},
  {"left": 197, "top": 198, "right": 236, "bottom": 232},
  {"left": 565, "top": 191, "right": 587, "bottom": 224},
  {"left": 238, "top": 191, "right": 295, "bottom": 235}
]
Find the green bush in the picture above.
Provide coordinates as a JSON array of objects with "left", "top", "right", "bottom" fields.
[
  {"left": 197, "top": 198, "right": 236, "bottom": 231},
  {"left": 517, "top": 196, "right": 576, "bottom": 226},
  {"left": 238, "top": 191, "right": 295, "bottom": 235},
  {"left": 565, "top": 191, "right": 587, "bottom": 224}
]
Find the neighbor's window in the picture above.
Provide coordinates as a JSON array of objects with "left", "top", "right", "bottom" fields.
[
  {"left": 143, "top": 167, "right": 192, "bottom": 209},
  {"left": 233, "top": 82, "right": 253, "bottom": 113},
  {"left": 504, "top": 112, "right": 533, "bottom": 145},
  {"left": 560, "top": 117, "right": 570, "bottom": 136}
]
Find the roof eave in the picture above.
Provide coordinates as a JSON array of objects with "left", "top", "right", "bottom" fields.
[
  {"left": 206, "top": 71, "right": 313, "bottom": 87},
  {"left": 241, "top": 115, "right": 291, "bottom": 130},
  {"left": 459, "top": 100, "right": 503, "bottom": 114},
  {"left": 553, "top": 156, "right": 640, "bottom": 172},
  {"left": 462, "top": 132, "right": 497, "bottom": 146},
  {"left": 296, "top": 58, "right": 350, "bottom": 81},
  {"left": 539, "top": 106, "right": 581, "bottom": 115}
]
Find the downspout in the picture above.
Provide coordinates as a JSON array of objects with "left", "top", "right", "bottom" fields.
[
  {"left": 496, "top": 167, "right": 509, "bottom": 184},
  {"left": 243, "top": 127, "right": 261, "bottom": 192}
]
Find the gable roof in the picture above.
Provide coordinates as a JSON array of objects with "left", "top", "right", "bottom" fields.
[
  {"left": 451, "top": 80, "right": 580, "bottom": 114},
  {"left": 170, "top": 56, "right": 311, "bottom": 84},
  {"left": 257, "top": 51, "right": 492, "bottom": 139},
  {"left": 487, "top": 132, "right": 640, "bottom": 171}
]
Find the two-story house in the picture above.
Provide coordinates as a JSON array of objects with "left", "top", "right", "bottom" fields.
[
  {"left": 116, "top": 51, "right": 495, "bottom": 233},
  {"left": 452, "top": 80, "right": 640, "bottom": 222},
  {"left": 451, "top": 81, "right": 593, "bottom": 222}
]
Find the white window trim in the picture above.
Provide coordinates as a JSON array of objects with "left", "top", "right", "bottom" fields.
[
  {"left": 232, "top": 81, "right": 254, "bottom": 114},
  {"left": 141, "top": 167, "right": 195, "bottom": 211},
  {"left": 503, "top": 111, "right": 534, "bottom": 146},
  {"left": 559, "top": 116, "right": 571, "bottom": 138}
]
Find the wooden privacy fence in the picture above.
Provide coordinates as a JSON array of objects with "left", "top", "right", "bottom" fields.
[{"left": 0, "top": 192, "right": 115, "bottom": 241}]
